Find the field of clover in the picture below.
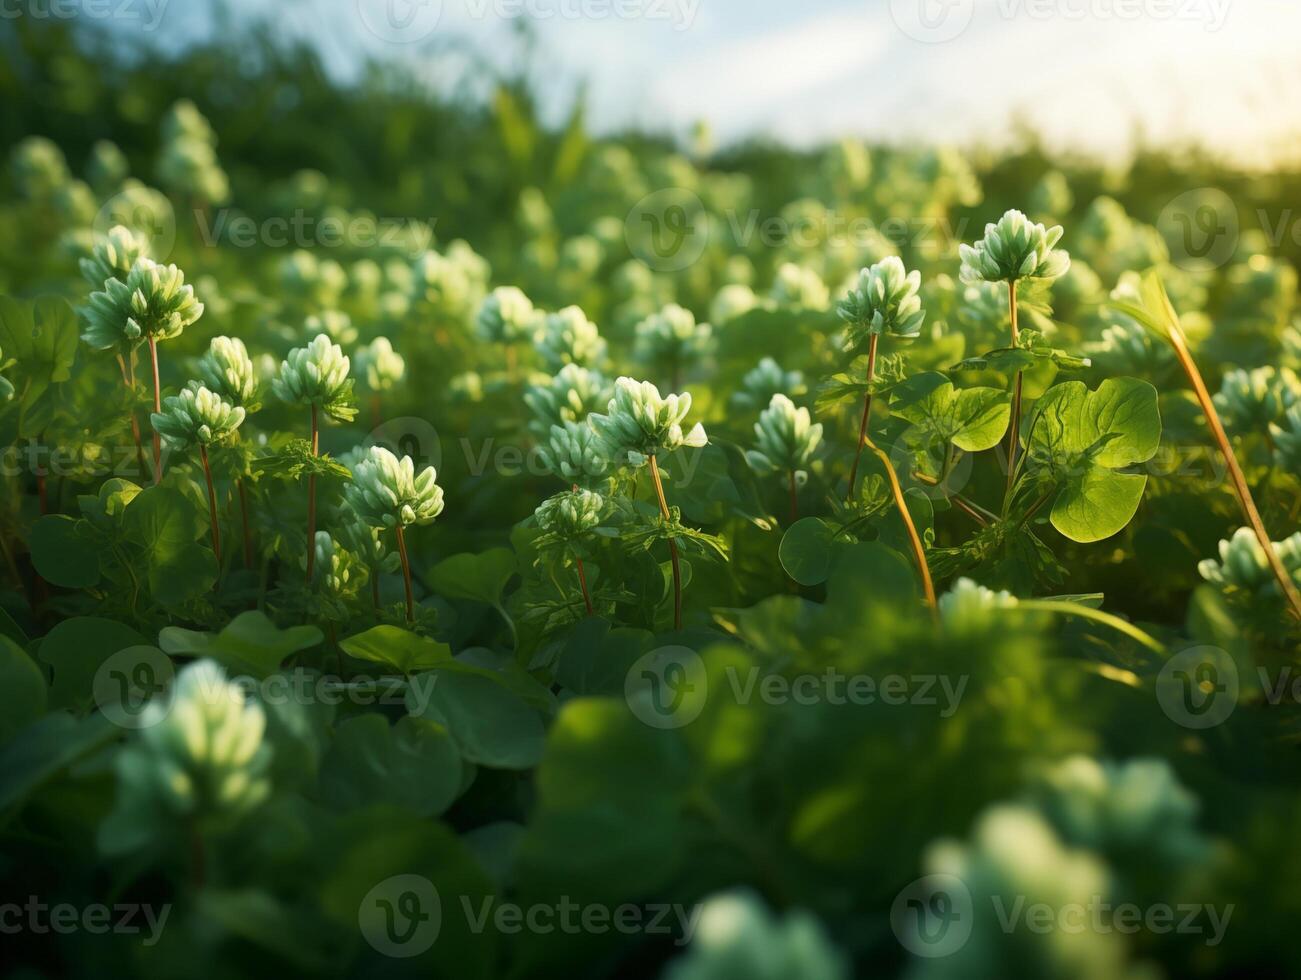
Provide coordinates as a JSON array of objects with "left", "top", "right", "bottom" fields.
[{"left": 3, "top": 22, "right": 1301, "bottom": 980}]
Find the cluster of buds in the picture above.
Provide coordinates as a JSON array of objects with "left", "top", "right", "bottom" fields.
[
  {"left": 837, "top": 256, "right": 924, "bottom": 352},
  {"left": 82, "top": 258, "right": 205, "bottom": 350},
  {"left": 198, "top": 336, "right": 260, "bottom": 409},
  {"left": 151, "top": 383, "right": 246, "bottom": 451},
  {"left": 344, "top": 445, "right": 445, "bottom": 530},
  {"left": 960, "top": 209, "right": 1071, "bottom": 284},
  {"left": 590, "top": 377, "right": 708, "bottom": 467},
  {"left": 746, "top": 394, "right": 822, "bottom": 480},
  {"left": 272, "top": 335, "right": 356, "bottom": 422}
]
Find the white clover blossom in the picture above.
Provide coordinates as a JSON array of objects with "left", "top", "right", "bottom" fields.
[
  {"left": 1199, "top": 527, "right": 1301, "bottom": 598},
  {"left": 79, "top": 224, "right": 150, "bottom": 288},
  {"left": 272, "top": 334, "right": 355, "bottom": 420},
  {"left": 536, "top": 421, "right": 611, "bottom": 487},
  {"left": 354, "top": 337, "right": 406, "bottom": 393},
  {"left": 735, "top": 357, "right": 805, "bottom": 412},
  {"left": 279, "top": 250, "right": 346, "bottom": 308},
  {"left": 1272, "top": 402, "right": 1301, "bottom": 472},
  {"left": 81, "top": 258, "right": 205, "bottom": 350},
  {"left": 837, "top": 256, "right": 925, "bottom": 344},
  {"left": 960, "top": 209, "right": 1071, "bottom": 284},
  {"left": 939, "top": 577, "right": 1019, "bottom": 627},
  {"left": 343, "top": 445, "right": 445, "bottom": 530},
  {"left": 337, "top": 507, "right": 401, "bottom": 574},
  {"left": 589, "top": 377, "right": 708, "bottom": 466},
  {"left": 198, "top": 336, "right": 259, "bottom": 408},
  {"left": 538, "top": 305, "right": 608, "bottom": 371},
  {"left": 770, "top": 263, "right": 830, "bottom": 310},
  {"left": 305, "top": 531, "right": 362, "bottom": 595},
  {"left": 411, "top": 242, "right": 489, "bottom": 318},
  {"left": 477, "top": 286, "right": 536, "bottom": 344},
  {"left": 633, "top": 304, "right": 713, "bottom": 368},
  {"left": 150, "top": 383, "right": 245, "bottom": 451},
  {"left": 1213, "top": 366, "right": 1299, "bottom": 432},
  {"left": 104, "top": 659, "right": 271, "bottom": 838},
  {"left": 710, "top": 283, "right": 759, "bottom": 325},
  {"left": 524, "top": 364, "right": 613, "bottom": 435},
  {"left": 535, "top": 488, "right": 606, "bottom": 541},
  {"left": 305, "top": 310, "right": 358, "bottom": 346},
  {"left": 746, "top": 394, "right": 822, "bottom": 478}
]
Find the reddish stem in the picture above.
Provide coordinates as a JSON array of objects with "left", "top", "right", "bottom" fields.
[
  {"left": 846, "top": 333, "right": 880, "bottom": 501},
  {"left": 117, "top": 352, "right": 146, "bottom": 478},
  {"left": 395, "top": 523, "right": 414, "bottom": 623},
  {"left": 148, "top": 336, "right": 163, "bottom": 484},
  {"left": 576, "top": 557, "right": 594, "bottom": 616}
]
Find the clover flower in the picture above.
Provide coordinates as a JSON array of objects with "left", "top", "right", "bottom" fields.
[
  {"left": 280, "top": 250, "right": 346, "bottom": 309},
  {"left": 734, "top": 358, "right": 805, "bottom": 413},
  {"left": 79, "top": 225, "right": 151, "bottom": 289},
  {"left": 536, "top": 420, "right": 612, "bottom": 487},
  {"left": 157, "top": 100, "right": 229, "bottom": 204},
  {"left": 305, "top": 310, "right": 358, "bottom": 346},
  {"left": 1029, "top": 756, "right": 1210, "bottom": 869},
  {"left": 198, "top": 336, "right": 259, "bottom": 409},
  {"left": 305, "top": 531, "right": 363, "bottom": 596},
  {"left": 81, "top": 258, "right": 205, "bottom": 350},
  {"left": 272, "top": 335, "right": 356, "bottom": 421},
  {"left": 524, "top": 364, "right": 613, "bottom": 435},
  {"left": 770, "top": 263, "right": 830, "bottom": 310},
  {"left": 477, "top": 286, "right": 536, "bottom": 344},
  {"left": 837, "top": 256, "right": 925, "bottom": 344},
  {"left": 1213, "top": 366, "right": 1299, "bottom": 432},
  {"left": 1272, "top": 402, "right": 1301, "bottom": 472},
  {"left": 354, "top": 337, "right": 406, "bottom": 393},
  {"left": 88, "top": 139, "right": 129, "bottom": 192},
  {"left": 633, "top": 304, "right": 713, "bottom": 369},
  {"left": 710, "top": 283, "right": 759, "bottom": 325},
  {"left": 538, "top": 306, "right": 608, "bottom": 371},
  {"left": 343, "top": 445, "right": 445, "bottom": 530},
  {"left": 1199, "top": 527, "right": 1301, "bottom": 598},
  {"left": 10, "top": 136, "right": 69, "bottom": 199},
  {"left": 589, "top": 377, "right": 708, "bottom": 466},
  {"left": 663, "top": 890, "right": 848, "bottom": 980},
  {"left": 411, "top": 242, "right": 489, "bottom": 319},
  {"left": 939, "top": 577, "right": 1019, "bottom": 629},
  {"left": 960, "top": 209, "right": 1071, "bottom": 285},
  {"left": 746, "top": 394, "right": 822, "bottom": 478},
  {"left": 535, "top": 488, "right": 606, "bottom": 541},
  {"left": 151, "top": 384, "right": 245, "bottom": 451},
  {"left": 101, "top": 659, "right": 271, "bottom": 853},
  {"left": 337, "top": 508, "right": 401, "bottom": 575}
]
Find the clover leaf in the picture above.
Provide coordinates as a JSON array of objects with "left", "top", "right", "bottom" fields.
[
  {"left": 889, "top": 372, "right": 1012, "bottom": 452},
  {"left": 1023, "top": 377, "right": 1162, "bottom": 543}
]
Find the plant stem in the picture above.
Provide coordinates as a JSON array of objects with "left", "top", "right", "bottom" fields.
[
  {"left": 148, "top": 336, "right": 163, "bottom": 484},
  {"left": 788, "top": 469, "right": 799, "bottom": 524},
  {"left": 237, "top": 478, "right": 254, "bottom": 569},
  {"left": 1165, "top": 322, "right": 1301, "bottom": 623},
  {"left": 1005, "top": 280, "right": 1023, "bottom": 504},
  {"left": 199, "top": 445, "right": 221, "bottom": 565},
  {"left": 912, "top": 471, "right": 997, "bottom": 525},
  {"left": 864, "top": 434, "right": 938, "bottom": 619},
  {"left": 575, "top": 556, "right": 594, "bottom": 616},
  {"left": 116, "top": 352, "right": 146, "bottom": 477},
  {"left": 1019, "top": 600, "right": 1166, "bottom": 655},
  {"left": 648, "top": 453, "right": 683, "bottom": 631},
  {"left": 395, "top": 523, "right": 414, "bottom": 623},
  {"left": 305, "top": 403, "right": 319, "bottom": 586},
  {"left": 846, "top": 333, "right": 880, "bottom": 501}
]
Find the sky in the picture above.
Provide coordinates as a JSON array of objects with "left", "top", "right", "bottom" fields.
[{"left": 108, "top": 0, "right": 1301, "bottom": 164}]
